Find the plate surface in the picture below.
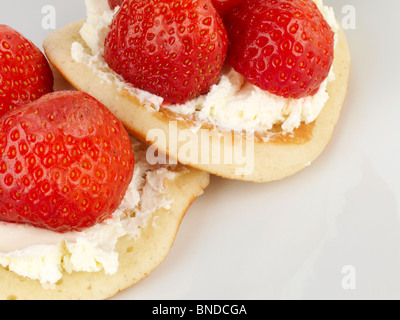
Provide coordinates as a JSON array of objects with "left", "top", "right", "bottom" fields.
[{"left": 1, "top": 0, "right": 400, "bottom": 300}]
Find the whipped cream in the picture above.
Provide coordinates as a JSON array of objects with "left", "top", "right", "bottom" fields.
[
  {"left": 171, "top": 65, "right": 335, "bottom": 133},
  {"left": 71, "top": 0, "right": 339, "bottom": 134},
  {"left": 0, "top": 138, "right": 177, "bottom": 287}
]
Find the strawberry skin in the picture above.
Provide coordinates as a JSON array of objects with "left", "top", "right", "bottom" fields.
[
  {"left": 0, "top": 91, "right": 134, "bottom": 233},
  {"left": 0, "top": 25, "right": 54, "bottom": 118},
  {"left": 104, "top": 0, "right": 228, "bottom": 105},
  {"left": 225, "top": 0, "right": 335, "bottom": 99}
]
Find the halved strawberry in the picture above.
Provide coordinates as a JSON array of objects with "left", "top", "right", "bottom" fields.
[
  {"left": 225, "top": 0, "right": 335, "bottom": 99},
  {"left": 104, "top": 0, "right": 228, "bottom": 105},
  {"left": 0, "top": 91, "right": 134, "bottom": 233},
  {"left": 0, "top": 25, "right": 54, "bottom": 117}
]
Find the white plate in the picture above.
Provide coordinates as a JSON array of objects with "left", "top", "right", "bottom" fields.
[{"left": 1, "top": 0, "right": 400, "bottom": 300}]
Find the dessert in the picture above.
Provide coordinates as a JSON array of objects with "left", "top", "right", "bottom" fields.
[
  {"left": 43, "top": 0, "right": 350, "bottom": 183},
  {"left": 0, "top": 138, "right": 208, "bottom": 299},
  {"left": 0, "top": 29, "right": 209, "bottom": 298},
  {"left": 44, "top": 0, "right": 350, "bottom": 182}
]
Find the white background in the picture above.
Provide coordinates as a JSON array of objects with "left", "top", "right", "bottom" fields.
[{"left": 1, "top": 0, "right": 400, "bottom": 299}]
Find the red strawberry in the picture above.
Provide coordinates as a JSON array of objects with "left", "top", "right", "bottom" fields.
[
  {"left": 108, "top": 0, "right": 124, "bottom": 9},
  {"left": 225, "top": 0, "right": 334, "bottom": 99},
  {"left": 104, "top": 0, "right": 228, "bottom": 105},
  {"left": 0, "top": 91, "right": 134, "bottom": 233},
  {"left": 211, "top": 0, "right": 242, "bottom": 17},
  {"left": 0, "top": 25, "right": 54, "bottom": 118}
]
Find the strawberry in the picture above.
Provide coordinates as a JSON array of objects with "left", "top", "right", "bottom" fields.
[
  {"left": 104, "top": 0, "right": 228, "bottom": 105},
  {"left": 211, "top": 0, "right": 242, "bottom": 17},
  {"left": 0, "top": 25, "right": 54, "bottom": 118},
  {"left": 225, "top": 0, "right": 335, "bottom": 99},
  {"left": 108, "top": 0, "right": 124, "bottom": 9},
  {"left": 0, "top": 91, "right": 134, "bottom": 233}
]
